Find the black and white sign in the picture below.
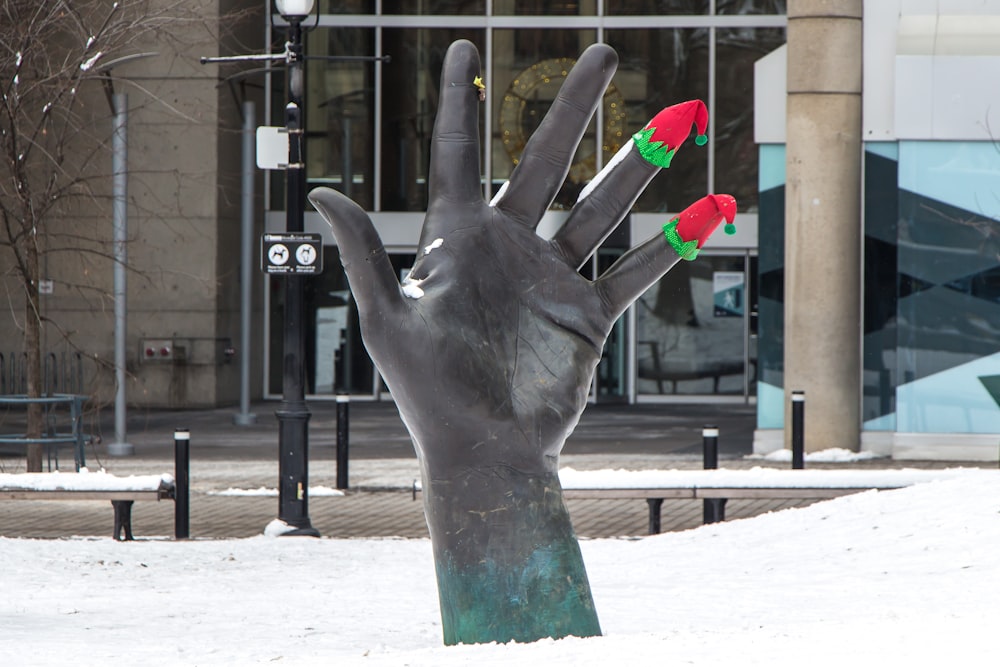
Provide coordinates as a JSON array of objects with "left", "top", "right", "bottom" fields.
[{"left": 261, "top": 233, "right": 323, "bottom": 275}]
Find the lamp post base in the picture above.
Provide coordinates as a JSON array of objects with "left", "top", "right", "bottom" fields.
[
  {"left": 275, "top": 406, "right": 318, "bottom": 536},
  {"left": 232, "top": 412, "right": 258, "bottom": 426},
  {"left": 106, "top": 442, "right": 135, "bottom": 457}
]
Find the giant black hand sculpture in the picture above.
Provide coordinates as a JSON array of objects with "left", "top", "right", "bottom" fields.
[{"left": 309, "top": 40, "right": 735, "bottom": 645}]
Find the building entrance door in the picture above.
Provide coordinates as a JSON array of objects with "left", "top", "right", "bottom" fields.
[
  {"left": 267, "top": 247, "right": 377, "bottom": 399},
  {"left": 634, "top": 252, "right": 757, "bottom": 400}
]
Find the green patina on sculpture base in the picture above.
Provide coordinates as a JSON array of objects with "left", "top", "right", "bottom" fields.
[
  {"left": 422, "top": 469, "right": 602, "bottom": 645},
  {"left": 435, "top": 539, "right": 602, "bottom": 645}
]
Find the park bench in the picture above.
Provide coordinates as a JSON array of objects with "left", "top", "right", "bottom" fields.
[
  {"left": 414, "top": 467, "right": 992, "bottom": 534},
  {"left": 559, "top": 467, "right": 994, "bottom": 533},
  {"left": 0, "top": 471, "right": 176, "bottom": 540}
]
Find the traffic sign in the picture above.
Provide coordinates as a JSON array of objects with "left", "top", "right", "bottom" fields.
[{"left": 261, "top": 233, "right": 323, "bottom": 274}]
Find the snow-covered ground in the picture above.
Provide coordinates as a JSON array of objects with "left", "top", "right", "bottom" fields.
[{"left": 2, "top": 473, "right": 998, "bottom": 666}]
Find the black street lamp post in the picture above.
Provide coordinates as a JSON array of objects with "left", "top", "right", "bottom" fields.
[
  {"left": 201, "top": 0, "right": 319, "bottom": 536},
  {"left": 275, "top": 4, "right": 318, "bottom": 535},
  {"left": 201, "top": 1, "right": 388, "bottom": 536}
]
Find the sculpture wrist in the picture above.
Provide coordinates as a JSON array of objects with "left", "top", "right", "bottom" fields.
[{"left": 420, "top": 468, "right": 601, "bottom": 644}]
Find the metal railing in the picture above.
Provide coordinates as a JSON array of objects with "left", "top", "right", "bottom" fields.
[
  {"left": 0, "top": 351, "right": 85, "bottom": 396},
  {"left": 0, "top": 394, "right": 89, "bottom": 471}
]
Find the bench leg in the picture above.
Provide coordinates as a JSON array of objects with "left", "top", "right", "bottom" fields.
[
  {"left": 112, "top": 500, "right": 135, "bottom": 541},
  {"left": 646, "top": 498, "right": 664, "bottom": 535},
  {"left": 703, "top": 498, "right": 727, "bottom": 524}
]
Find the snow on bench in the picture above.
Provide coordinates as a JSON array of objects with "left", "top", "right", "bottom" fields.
[
  {"left": 555, "top": 467, "right": 996, "bottom": 533},
  {"left": 0, "top": 469, "right": 176, "bottom": 540},
  {"left": 413, "top": 467, "right": 996, "bottom": 534},
  {"left": 556, "top": 466, "right": 992, "bottom": 497}
]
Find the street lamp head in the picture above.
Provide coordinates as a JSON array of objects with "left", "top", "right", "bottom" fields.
[{"left": 275, "top": 0, "right": 315, "bottom": 19}]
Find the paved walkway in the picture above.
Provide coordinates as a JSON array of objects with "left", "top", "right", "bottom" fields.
[
  {"left": 0, "top": 491, "right": 827, "bottom": 540},
  {"left": 0, "top": 400, "right": 982, "bottom": 540}
]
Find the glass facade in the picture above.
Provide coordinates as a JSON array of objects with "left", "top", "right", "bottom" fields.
[
  {"left": 266, "top": 4, "right": 785, "bottom": 401},
  {"left": 492, "top": 29, "right": 599, "bottom": 206},
  {"left": 604, "top": 28, "right": 708, "bottom": 211},
  {"left": 886, "top": 141, "right": 1000, "bottom": 434},
  {"left": 635, "top": 255, "right": 752, "bottom": 396},
  {"left": 379, "top": 29, "right": 486, "bottom": 210},
  {"left": 495, "top": 1, "right": 597, "bottom": 14},
  {"left": 715, "top": 27, "right": 784, "bottom": 212},
  {"left": 759, "top": 139, "right": 1000, "bottom": 437},
  {"left": 306, "top": 27, "right": 376, "bottom": 210}
]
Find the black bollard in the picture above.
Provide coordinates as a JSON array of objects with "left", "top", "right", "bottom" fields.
[
  {"left": 702, "top": 426, "right": 727, "bottom": 524},
  {"left": 702, "top": 425, "right": 719, "bottom": 469},
  {"left": 647, "top": 498, "right": 664, "bottom": 535},
  {"left": 791, "top": 391, "right": 805, "bottom": 470},
  {"left": 336, "top": 394, "right": 349, "bottom": 490},
  {"left": 174, "top": 429, "right": 190, "bottom": 539}
]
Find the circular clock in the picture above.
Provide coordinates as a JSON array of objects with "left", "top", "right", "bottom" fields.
[{"left": 498, "top": 57, "right": 627, "bottom": 184}]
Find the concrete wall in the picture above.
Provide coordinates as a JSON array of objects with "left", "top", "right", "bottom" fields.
[{"left": 0, "top": 1, "right": 264, "bottom": 409}]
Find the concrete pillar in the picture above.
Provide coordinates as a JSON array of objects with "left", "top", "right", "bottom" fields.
[{"left": 784, "top": 1, "right": 863, "bottom": 451}]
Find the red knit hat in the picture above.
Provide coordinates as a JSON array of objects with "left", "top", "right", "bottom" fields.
[
  {"left": 663, "top": 194, "right": 737, "bottom": 261},
  {"left": 633, "top": 100, "right": 709, "bottom": 168}
]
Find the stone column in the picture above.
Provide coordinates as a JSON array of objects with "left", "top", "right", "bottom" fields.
[{"left": 784, "top": 1, "right": 863, "bottom": 451}]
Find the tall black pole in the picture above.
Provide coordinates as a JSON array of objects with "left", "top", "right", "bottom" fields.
[{"left": 276, "top": 17, "right": 319, "bottom": 536}]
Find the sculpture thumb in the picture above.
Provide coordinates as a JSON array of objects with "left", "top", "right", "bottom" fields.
[{"left": 308, "top": 187, "right": 403, "bottom": 316}]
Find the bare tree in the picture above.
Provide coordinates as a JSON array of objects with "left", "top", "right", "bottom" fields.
[{"left": 0, "top": 1, "right": 252, "bottom": 471}]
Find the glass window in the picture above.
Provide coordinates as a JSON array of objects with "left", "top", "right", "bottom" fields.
[
  {"left": 605, "top": 28, "right": 709, "bottom": 212},
  {"left": 714, "top": 27, "right": 785, "bottom": 213},
  {"left": 605, "top": 1, "right": 709, "bottom": 14},
  {"left": 491, "top": 29, "right": 599, "bottom": 208},
  {"left": 306, "top": 27, "right": 376, "bottom": 210},
  {"left": 316, "top": 0, "right": 374, "bottom": 13},
  {"left": 380, "top": 29, "right": 486, "bottom": 211},
  {"left": 717, "top": 0, "right": 787, "bottom": 14},
  {"left": 636, "top": 255, "right": 747, "bottom": 396},
  {"left": 493, "top": 0, "right": 597, "bottom": 14},
  {"left": 385, "top": 0, "right": 485, "bottom": 13},
  {"left": 269, "top": 248, "right": 376, "bottom": 396}
]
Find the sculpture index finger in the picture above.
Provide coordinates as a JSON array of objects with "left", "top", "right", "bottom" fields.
[
  {"left": 428, "top": 40, "right": 485, "bottom": 207},
  {"left": 308, "top": 187, "right": 404, "bottom": 319}
]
